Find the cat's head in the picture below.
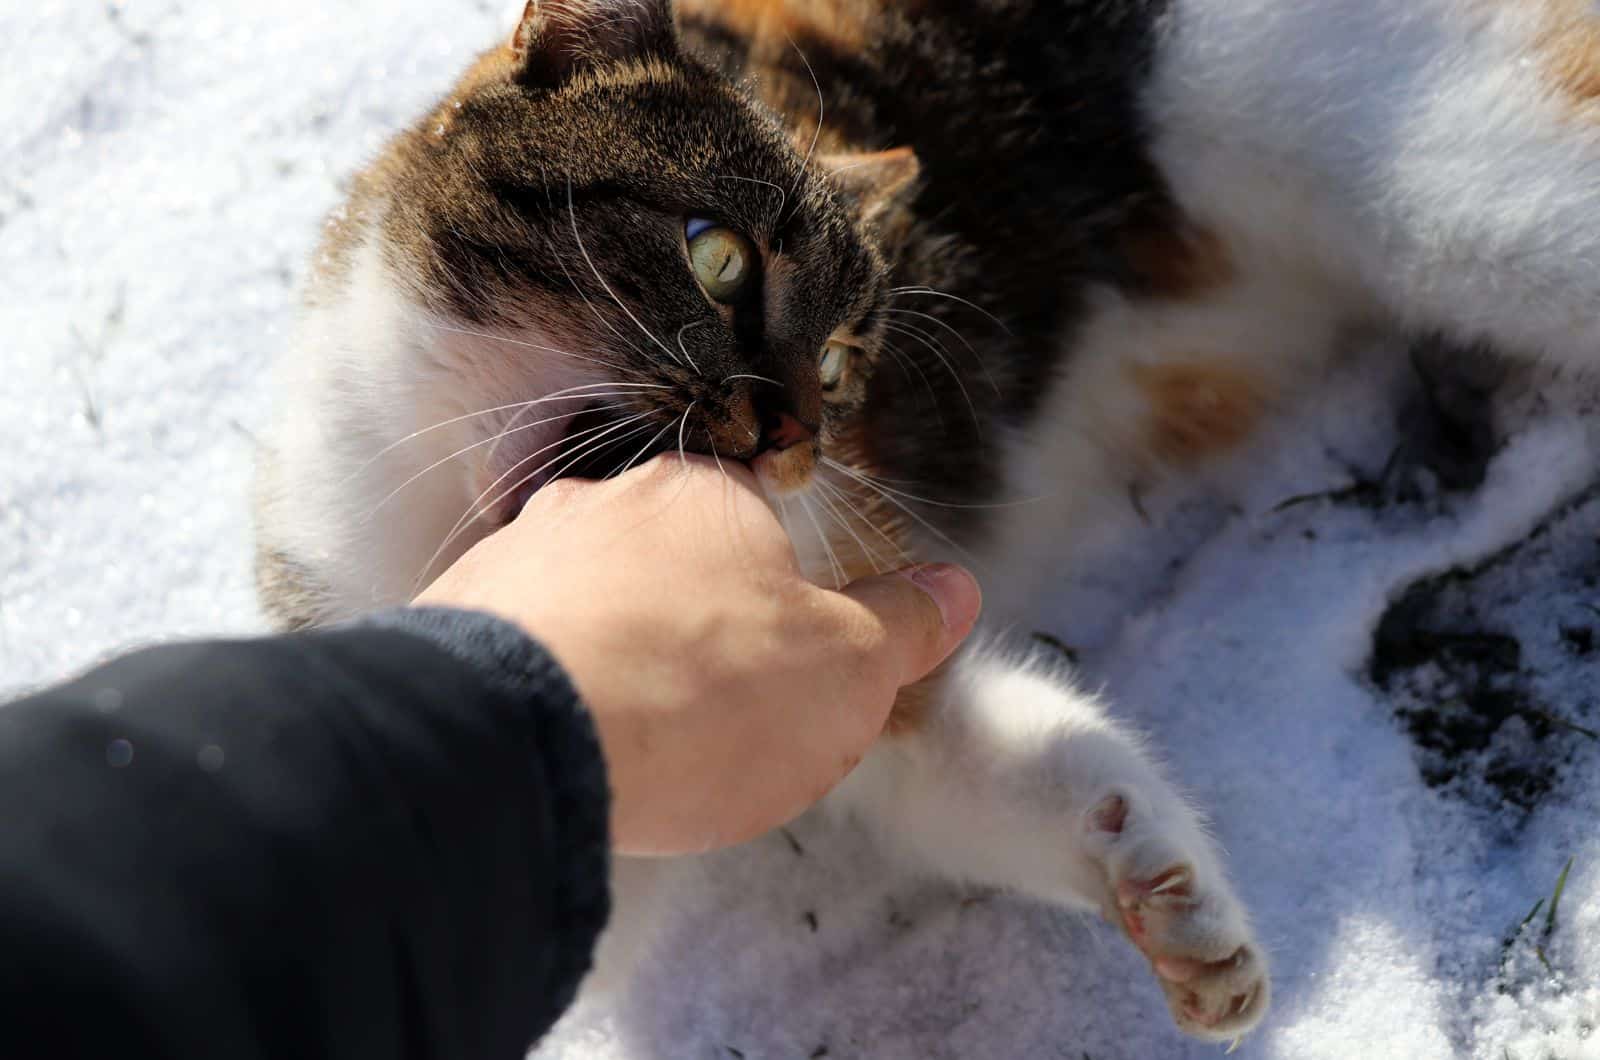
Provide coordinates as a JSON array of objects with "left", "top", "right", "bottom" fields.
[{"left": 372, "top": 0, "right": 919, "bottom": 526}]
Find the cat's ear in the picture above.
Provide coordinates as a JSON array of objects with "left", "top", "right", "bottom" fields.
[
  {"left": 819, "top": 147, "right": 921, "bottom": 225},
  {"left": 509, "top": 0, "right": 678, "bottom": 88}
]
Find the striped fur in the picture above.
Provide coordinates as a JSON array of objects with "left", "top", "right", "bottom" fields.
[{"left": 256, "top": 0, "right": 1600, "bottom": 1044}]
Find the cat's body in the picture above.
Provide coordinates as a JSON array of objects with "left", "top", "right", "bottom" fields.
[{"left": 255, "top": 0, "right": 1600, "bottom": 1043}]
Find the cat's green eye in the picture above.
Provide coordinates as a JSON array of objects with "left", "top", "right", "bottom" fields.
[
  {"left": 819, "top": 340, "right": 851, "bottom": 390},
  {"left": 686, "top": 220, "right": 756, "bottom": 304}
]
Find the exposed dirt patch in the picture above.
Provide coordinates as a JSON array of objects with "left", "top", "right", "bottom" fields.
[{"left": 1369, "top": 488, "right": 1600, "bottom": 812}]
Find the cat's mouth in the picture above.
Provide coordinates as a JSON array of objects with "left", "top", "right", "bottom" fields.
[
  {"left": 490, "top": 404, "right": 670, "bottom": 526},
  {"left": 486, "top": 403, "right": 819, "bottom": 525}
]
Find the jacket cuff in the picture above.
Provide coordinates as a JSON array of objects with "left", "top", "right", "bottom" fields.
[{"left": 357, "top": 606, "right": 612, "bottom": 1018}]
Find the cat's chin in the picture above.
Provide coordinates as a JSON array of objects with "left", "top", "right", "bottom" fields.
[{"left": 752, "top": 444, "right": 818, "bottom": 497}]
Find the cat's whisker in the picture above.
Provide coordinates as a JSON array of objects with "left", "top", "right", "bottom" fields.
[
  {"left": 674, "top": 321, "right": 704, "bottom": 376},
  {"left": 411, "top": 408, "right": 657, "bottom": 593},
  {"left": 421, "top": 320, "right": 632, "bottom": 372},
  {"left": 413, "top": 415, "right": 657, "bottom": 595},
  {"left": 482, "top": 393, "right": 646, "bottom": 473},
  {"left": 814, "top": 476, "right": 913, "bottom": 567},
  {"left": 882, "top": 321, "right": 983, "bottom": 434},
  {"left": 883, "top": 307, "right": 1001, "bottom": 395},
  {"left": 545, "top": 193, "right": 651, "bottom": 364},
  {"left": 713, "top": 174, "right": 788, "bottom": 227},
  {"left": 798, "top": 494, "right": 846, "bottom": 589},
  {"left": 364, "top": 400, "right": 634, "bottom": 521},
  {"left": 888, "top": 286, "right": 1012, "bottom": 334},
  {"left": 338, "top": 383, "right": 662, "bottom": 485},
  {"left": 820, "top": 458, "right": 984, "bottom": 569},
  {"left": 472, "top": 408, "right": 656, "bottom": 526},
  {"left": 610, "top": 417, "right": 679, "bottom": 479},
  {"left": 546, "top": 421, "right": 656, "bottom": 488},
  {"left": 819, "top": 477, "right": 921, "bottom": 570},
  {"left": 880, "top": 341, "right": 945, "bottom": 424},
  {"left": 822, "top": 456, "right": 1040, "bottom": 510},
  {"left": 566, "top": 179, "right": 688, "bottom": 370},
  {"left": 561, "top": 418, "right": 659, "bottom": 485},
  {"left": 676, "top": 402, "right": 696, "bottom": 466},
  {"left": 708, "top": 436, "right": 727, "bottom": 481},
  {"left": 811, "top": 480, "right": 888, "bottom": 576},
  {"left": 784, "top": 34, "right": 825, "bottom": 219},
  {"left": 722, "top": 373, "right": 782, "bottom": 388},
  {"left": 413, "top": 412, "right": 630, "bottom": 592}
]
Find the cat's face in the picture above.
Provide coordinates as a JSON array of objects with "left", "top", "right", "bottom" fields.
[{"left": 377, "top": 0, "right": 918, "bottom": 527}]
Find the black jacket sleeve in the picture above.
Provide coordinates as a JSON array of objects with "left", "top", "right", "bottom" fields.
[{"left": 0, "top": 608, "right": 610, "bottom": 1060}]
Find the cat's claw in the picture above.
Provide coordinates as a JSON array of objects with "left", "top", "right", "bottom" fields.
[{"left": 1084, "top": 792, "right": 1270, "bottom": 1042}]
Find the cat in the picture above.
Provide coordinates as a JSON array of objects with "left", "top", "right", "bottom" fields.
[{"left": 253, "top": 0, "right": 1600, "bottom": 1044}]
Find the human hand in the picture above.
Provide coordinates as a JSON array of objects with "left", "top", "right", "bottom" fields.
[{"left": 415, "top": 455, "right": 980, "bottom": 855}]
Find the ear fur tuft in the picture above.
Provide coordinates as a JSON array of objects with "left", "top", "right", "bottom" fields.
[
  {"left": 819, "top": 147, "right": 922, "bottom": 223},
  {"left": 509, "top": 0, "right": 678, "bottom": 87}
]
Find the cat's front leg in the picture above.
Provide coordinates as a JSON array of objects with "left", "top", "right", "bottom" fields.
[{"left": 832, "top": 642, "right": 1269, "bottom": 1042}]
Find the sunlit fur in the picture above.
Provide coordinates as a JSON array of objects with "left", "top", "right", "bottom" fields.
[{"left": 257, "top": 0, "right": 1600, "bottom": 1044}]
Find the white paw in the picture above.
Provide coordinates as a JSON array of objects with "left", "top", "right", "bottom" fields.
[{"left": 1083, "top": 791, "right": 1270, "bottom": 1043}]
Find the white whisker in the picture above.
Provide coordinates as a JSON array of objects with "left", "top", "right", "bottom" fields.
[
  {"left": 422, "top": 320, "right": 630, "bottom": 372},
  {"left": 610, "top": 417, "right": 678, "bottom": 479},
  {"left": 674, "top": 320, "right": 704, "bottom": 376},
  {"left": 677, "top": 402, "right": 696, "bottom": 466},
  {"left": 340, "top": 382, "right": 663, "bottom": 485},
  {"left": 883, "top": 306, "right": 1001, "bottom": 395},
  {"left": 411, "top": 408, "right": 656, "bottom": 593},
  {"left": 888, "top": 286, "right": 1011, "bottom": 334},
  {"left": 882, "top": 320, "right": 983, "bottom": 434},
  {"left": 798, "top": 494, "right": 846, "bottom": 589},
  {"left": 364, "top": 400, "right": 632, "bottom": 520},
  {"left": 812, "top": 481, "right": 887, "bottom": 576},
  {"left": 822, "top": 456, "right": 1038, "bottom": 510},
  {"left": 880, "top": 341, "right": 945, "bottom": 425},
  {"left": 567, "top": 179, "right": 687, "bottom": 368},
  {"left": 713, "top": 174, "right": 788, "bottom": 226},
  {"left": 784, "top": 34, "right": 825, "bottom": 218},
  {"left": 708, "top": 436, "right": 727, "bottom": 480},
  {"left": 722, "top": 373, "right": 782, "bottom": 388},
  {"left": 817, "top": 476, "right": 917, "bottom": 567},
  {"left": 820, "top": 458, "right": 983, "bottom": 568},
  {"left": 537, "top": 165, "right": 648, "bottom": 361}
]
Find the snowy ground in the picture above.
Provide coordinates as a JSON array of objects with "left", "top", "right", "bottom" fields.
[{"left": 4, "top": 3, "right": 1597, "bottom": 1058}]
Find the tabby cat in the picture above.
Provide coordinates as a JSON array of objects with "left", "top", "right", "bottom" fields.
[{"left": 255, "top": 0, "right": 1600, "bottom": 1042}]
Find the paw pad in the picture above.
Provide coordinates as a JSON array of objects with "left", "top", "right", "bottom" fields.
[{"left": 1082, "top": 793, "right": 1269, "bottom": 1042}]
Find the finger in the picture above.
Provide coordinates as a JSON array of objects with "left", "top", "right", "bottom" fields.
[
  {"left": 836, "top": 563, "right": 982, "bottom": 687},
  {"left": 638, "top": 451, "right": 760, "bottom": 493}
]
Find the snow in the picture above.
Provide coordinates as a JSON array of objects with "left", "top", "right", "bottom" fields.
[{"left": 3, "top": 3, "right": 1596, "bottom": 1058}]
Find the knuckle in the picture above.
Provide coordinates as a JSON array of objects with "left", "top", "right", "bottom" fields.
[
  {"left": 636, "top": 452, "right": 681, "bottom": 484},
  {"left": 532, "top": 477, "right": 585, "bottom": 506}
]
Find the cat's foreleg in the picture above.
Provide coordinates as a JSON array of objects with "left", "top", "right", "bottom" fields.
[{"left": 831, "top": 641, "right": 1269, "bottom": 1041}]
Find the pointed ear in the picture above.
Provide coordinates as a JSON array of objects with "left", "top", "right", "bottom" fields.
[
  {"left": 509, "top": 0, "right": 678, "bottom": 88},
  {"left": 819, "top": 147, "right": 921, "bottom": 224}
]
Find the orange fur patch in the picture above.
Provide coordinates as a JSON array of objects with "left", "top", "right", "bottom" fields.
[
  {"left": 1120, "top": 221, "right": 1235, "bottom": 299},
  {"left": 677, "top": 0, "right": 870, "bottom": 54},
  {"left": 1131, "top": 360, "right": 1268, "bottom": 464},
  {"left": 757, "top": 444, "right": 819, "bottom": 494},
  {"left": 1535, "top": 0, "right": 1600, "bottom": 110}
]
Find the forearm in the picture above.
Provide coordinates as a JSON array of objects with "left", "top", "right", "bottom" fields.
[{"left": 0, "top": 610, "right": 609, "bottom": 1060}]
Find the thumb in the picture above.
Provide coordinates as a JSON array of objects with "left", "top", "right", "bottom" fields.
[{"left": 838, "top": 563, "right": 982, "bottom": 685}]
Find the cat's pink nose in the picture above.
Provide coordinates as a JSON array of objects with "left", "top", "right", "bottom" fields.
[{"left": 764, "top": 412, "right": 814, "bottom": 452}]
